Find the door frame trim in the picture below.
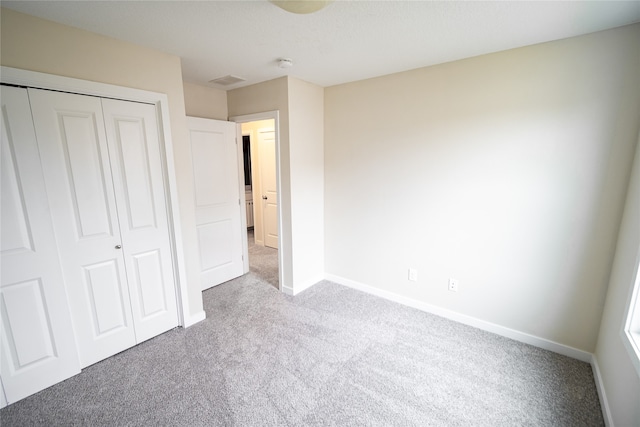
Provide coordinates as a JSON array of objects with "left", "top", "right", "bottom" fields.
[
  {"left": 0, "top": 66, "right": 195, "bottom": 327},
  {"left": 229, "top": 111, "right": 283, "bottom": 292}
]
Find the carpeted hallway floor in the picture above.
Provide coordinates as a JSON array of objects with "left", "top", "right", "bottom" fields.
[
  {"left": 247, "top": 228, "right": 279, "bottom": 290},
  {"left": 0, "top": 233, "right": 604, "bottom": 426}
]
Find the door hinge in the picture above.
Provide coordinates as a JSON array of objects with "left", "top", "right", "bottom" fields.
[{"left": 238, "top": 199, "right": 241, "bottom": 205}]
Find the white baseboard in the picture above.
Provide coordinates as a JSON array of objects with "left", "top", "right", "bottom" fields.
[
  {"left": 182, "top": 310, "right": 206, "bottom": 328},
  {"left": 293, "top": 275, "right": 324, "bottom": 295},
  {"left": 282, "top": 275, "right": 324, "bottom": 296},
  {"left": 325, "top": 273, "right": 593, "bottom": 363},
  {"left": 591, "top": 355, "right": 614, "bottom": 426},
  {"left": 282, "top": 286, "right": 294, "bottom": 296}
]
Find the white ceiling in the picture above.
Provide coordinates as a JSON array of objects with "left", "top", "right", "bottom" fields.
[{"left": 3, "top": 1, "right": 640, "bottom": 90}]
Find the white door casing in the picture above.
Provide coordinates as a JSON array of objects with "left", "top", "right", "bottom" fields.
[
  {"left": 0, "top": 86, "right": 81, "bottom": 403},
  {"left": 258, "top": 128, "right": 279, "bottom": 249},
  {"left": 246, "top": 128, "right": 264, "bottom": 247},
  {"left": 229, "top": 111, "right": 282, "bottom": 291},
  {"left": 239, "top": 124, "right": 250, "bottom": 274},
  {"left": 0, "top": 67, "right": 198, "bottom": 406},
  {"left": 187, "top": 117, "right": 244, "bottom": 290},
  {"left": 1, "top": 65, "right": 198, "bottom": 330}
]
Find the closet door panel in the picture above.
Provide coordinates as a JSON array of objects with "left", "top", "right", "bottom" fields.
[
  {"left": 0, "top": 86, "right": 80, "bottom": 404},
  {"left": 83, "top": 260, "right": 129, "bottom": 334},
  {"left": 102, "top": 99, "right": 178, "bottom": 342},
  {"left": 28, "top": 89, "right": 137, "bottom": 368},
  {"left": 58, "top": 114, "right": 113, "bottom": 237},
  {"left": 132, "top": 250, "right": 167, "bottom": 316}
]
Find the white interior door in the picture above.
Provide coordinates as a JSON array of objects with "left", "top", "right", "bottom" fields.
[
  {"left": 0, "top": 86, "right": 81, "bottom": 403},
  {"left": 187, "top": 117, "right": 244, "bottom": 290},
  {"left": 258, "top": 129, "right": 278, "bottom": 249},
  {"left": 101, "top": 99, "right": 179, "bottom": 342},
  {"left": 28, "top": 88, "right": 137, "bottom": 368}
]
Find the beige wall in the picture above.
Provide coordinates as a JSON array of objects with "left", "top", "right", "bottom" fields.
[
  {"left": 0, "top": 8, "right": 205, "bottom": 322},
  {"left": 183, "top": 82, "right": 228, "bottom": 120},
  {"left": 5, "top": 10, "right": 639, "bottom": 419},
  {"left": 595, "top": 132, "right": 640, "bottom": 426},
  {"left": 227, "top": 77, "right": 294, "bottom": 289},
  {"left": 228, "top": 76, "right": 325, "bottom": 293},
  {"left": 288, "top": 77, "right": 325, "bottom": 290},
  {"left": 324, "top": 24, "right": 640, "bottom": 352}
]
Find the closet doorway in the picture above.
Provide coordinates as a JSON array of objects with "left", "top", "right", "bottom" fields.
[{"left": 0, "top": 66, "right": 189, "bottom": 406}]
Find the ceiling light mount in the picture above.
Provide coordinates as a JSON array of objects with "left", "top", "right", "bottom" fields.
[
  {"left": 278, "top": 58, "right": 294, "bottom": 69},
  {"left": 271, "top": 0, "right": 334, "bottom": 14}
]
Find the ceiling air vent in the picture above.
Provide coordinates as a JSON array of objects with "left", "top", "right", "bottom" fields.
[{"left": 209, "top": 75, "right": 246, "bottom": 86}]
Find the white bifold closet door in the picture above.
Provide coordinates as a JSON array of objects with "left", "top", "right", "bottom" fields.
[
  {"left": 0, "top": 86, "right": 81, "bottom": 404},
  {"left": 28, "top": 88, "right": 178, "bottom": 368}
]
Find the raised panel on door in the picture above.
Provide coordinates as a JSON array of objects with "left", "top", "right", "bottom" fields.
[
  {"left": 258, "top": 129, "right": 278, "bottom": 249},
  {"left": 28, "top": 88, "right": 136, "bottom": 368},
  {"left": 102, "top": 99, "right": 178, "bottom": 341},
  {"left": 187, "top": 117, "right": 244, "bottom": 290},
  {"left": 0, "top": 86, "right": 81, "bottom": 404}
]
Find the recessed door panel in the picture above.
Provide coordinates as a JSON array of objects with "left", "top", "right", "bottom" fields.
[
  {"left": 112, "top": 118, "right": 157, "bottom": 230},
  {"left": 191, "top": 130, "right": 230, "bottom": 207},
  {"left": 84, "top": 260, "right": 128, "bottom": 336},
  {"left": 131, "top": 250, "right": 167, "bottom": 318},
  {"left": 58, "top": 113, "right": 113, "bottom": 239},
  {"left": 0, "top": 128, "right": 34, "bottom": 255},
  {"left": 1, "top": 86, "right": 80, "bottom": 404},
  {"left": 264, "top": 203, "right": 279, "bottom": 246},
  {"left": 187, "top": 117, "right": 244, "bottom": 290},
  {"left": 1, "top": 280, "right": 55, "bottom": 370},
  {"left": 197, "top": 220, "right": 233, "bottom": 271}
]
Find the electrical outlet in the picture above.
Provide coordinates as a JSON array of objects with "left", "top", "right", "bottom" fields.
[
  {"left": 448, "top": 278, "right": 459, "bottom": 292},
  {"left": 408, "top": 268, "right": 418, "bottom": 282}
]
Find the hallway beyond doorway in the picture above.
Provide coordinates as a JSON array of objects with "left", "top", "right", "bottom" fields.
[{"left": 248, "top": 229, "right": 278, "bottom": 289}]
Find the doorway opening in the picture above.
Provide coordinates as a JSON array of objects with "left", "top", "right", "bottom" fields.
[{"left": 232, "top": 112, "right": 282, "bottom": 291}]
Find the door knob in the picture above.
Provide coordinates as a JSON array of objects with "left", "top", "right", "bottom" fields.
[
  {"left": 262, "top": 196, "right": 267, "bottom": 200},
  {"left": 115, "top": 245, "right": 122, "bottom": 249}
]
